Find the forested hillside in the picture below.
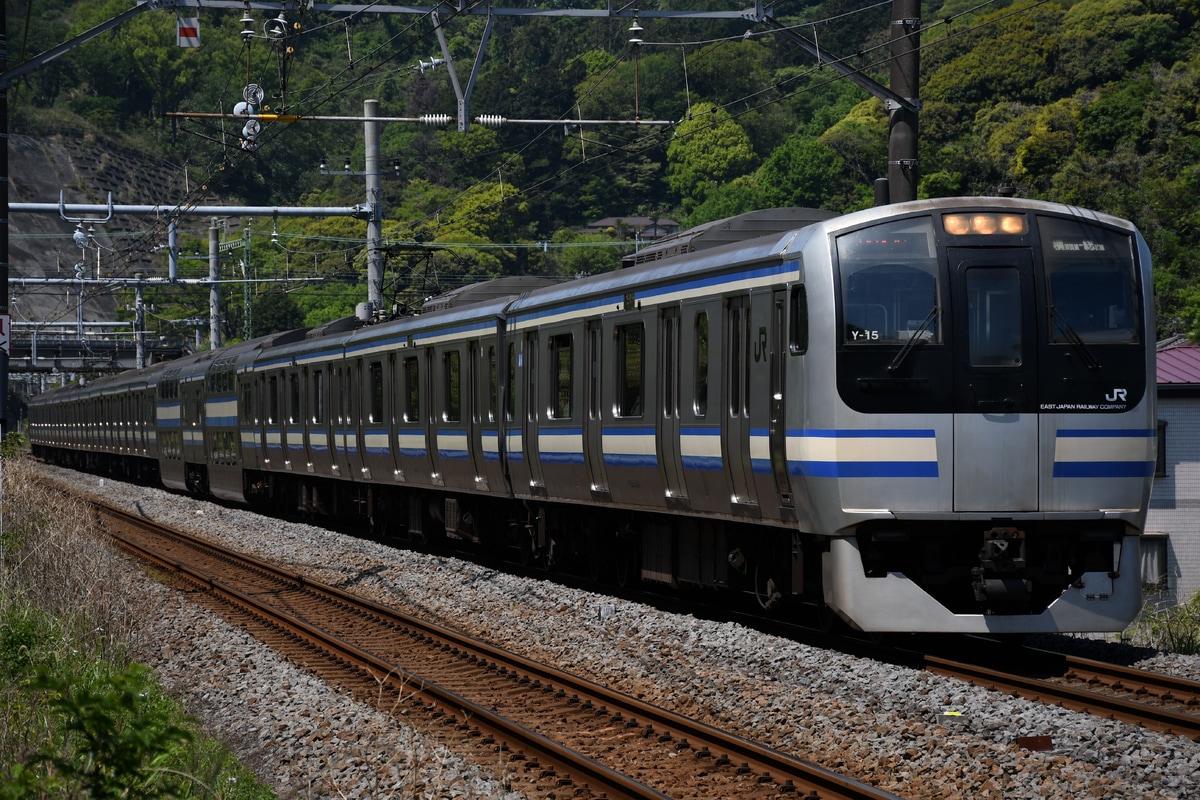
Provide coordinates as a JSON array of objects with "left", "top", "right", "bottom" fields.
[{"left": 8, "top": 0, "right": 1200, "bottom": 340}]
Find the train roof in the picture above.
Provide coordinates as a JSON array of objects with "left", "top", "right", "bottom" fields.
[{"left": 621, "top": 207, "right": 837, "bottom": 268}]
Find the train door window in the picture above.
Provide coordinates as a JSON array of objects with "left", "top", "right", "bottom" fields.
[
  {"left": 694, "top": 312, "right": 709, "bottom": 417},
  {"left": 526, "top": 335, "right": 539, "bottom": 423},
  {"left": 662, "top": 314, "right": 678, "bottom": 418},
  {"left": 966, "top": 268, "right": 1022, "bottom": 367},
  {"left": 550, "top": 334, "right": 573, "bottom": 419},
  {"left": 240, "top": 384, "right": 252, "bottom": 425},
  {"left": 368, "top": 360, "right": 384, "bottom": 423},
  {"left": 288, "top": 373, "right": 301, "bottom": 424},
  {"left": 443, "top": 350, "right": 461, "bottom": 422},
  {"left": 615, "top": 323, "right": 644, "bottom": 418},
  {"left": 267, "top": 377, "right": 279, "bottom": 425},
  {"left": 588, "top": 326, "right": 601, "bottom": 420},
  {"left": 506, "top": 343, "right": 518, "bottom": 423},
  {"left": 403, "top": 357, "right": 420, "bottom": 422},
  {"left": 487, "top": 345, "right": 498, "bottom": 422},
  {"left": 312, "top": 369, "right": 326, "bottom": 425},
  {"left": 729, "top": 308, "right": 744, "bottom": 416},
  {"left": 789, "top": 285, "right": 809, "bottom": 355}
]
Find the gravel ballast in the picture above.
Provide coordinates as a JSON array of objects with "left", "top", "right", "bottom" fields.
[{"left": 52, "top": 466, "right": 1200, "bottom": 799}]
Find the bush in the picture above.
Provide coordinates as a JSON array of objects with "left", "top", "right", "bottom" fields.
[{"left": 1124, "top": 592, "right": 1200, "bottom": 655}]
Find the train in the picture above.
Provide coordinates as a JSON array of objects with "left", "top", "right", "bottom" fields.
[{"left": 28, "top": 197, "right": 1157, "bottom": 634}]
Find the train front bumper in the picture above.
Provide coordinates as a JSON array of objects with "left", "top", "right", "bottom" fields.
[{"left": 823, "top": 534, "right": 1143, "bottom": 634}]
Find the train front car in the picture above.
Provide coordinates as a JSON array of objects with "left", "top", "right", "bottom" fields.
[{"left": 803, "top": 198, "right": 1155, "bottom": 634}]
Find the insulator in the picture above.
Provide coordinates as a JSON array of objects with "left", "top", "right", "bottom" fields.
[
  {"left": 240, "top": 15, "right": 255, "bottom": 40},
  {"left": 476, "top": 115, "right": 507, "bottom": 127},
  {"left": 420, "top": 114, "right": 453, "bottom": 126},
  {"left": 244, "top": 84, "right": 265, "bottom": 105},
  {"left": 242, "top": 119, "right": 261, "bottom": 139},
  {"left": 233, "top": 101, "right": 254, "bottom": 117}
]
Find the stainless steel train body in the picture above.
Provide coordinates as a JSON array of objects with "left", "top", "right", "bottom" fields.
[{"left": 28, "top": 198, "right": 1156, "bottom": 634}]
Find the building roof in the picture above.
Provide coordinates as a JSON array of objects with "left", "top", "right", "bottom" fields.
[{"left": 1158, "top": 341, "right": 1200, "bottom": 385}]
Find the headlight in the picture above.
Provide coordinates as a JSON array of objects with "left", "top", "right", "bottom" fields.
[{"left": 942, "top": 213, "right": 1027, "bottom": 236}]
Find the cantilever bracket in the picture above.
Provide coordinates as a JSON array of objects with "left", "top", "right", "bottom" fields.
[{"left": 59, "top": 190, "right": 114, "bottom": 224}]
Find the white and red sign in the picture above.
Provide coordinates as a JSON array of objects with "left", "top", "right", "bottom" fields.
[{"left": 177, "top": 18, "right": 200, "bottom": 48}]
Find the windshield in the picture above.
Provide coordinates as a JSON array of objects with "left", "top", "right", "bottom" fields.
[
  {"left": 1040, "top": 217, "right": 1139, "bottom": 345},
  {"left": 836, "top": 217, "right": 941, "bottom": 346}
]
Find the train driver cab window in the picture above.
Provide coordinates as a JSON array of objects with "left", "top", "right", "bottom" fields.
[
  {"left": 550, "top": 334, "right": 573, "bottom": 419},
  {"left": 615, "top": 323, "right": 644, "bottom": 417},
  {"left": 836, "top": 217, "right": 941, "bottom": 346},
  {"left": 1039, "top": 217, "right": 1139, "bottom": 345},
  {"left": 403, "top": 357, "right": 420, "bottom": 423}
]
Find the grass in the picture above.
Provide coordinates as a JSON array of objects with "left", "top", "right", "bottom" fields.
[
  {"left": 0, "top": 453, "right": 275, "bottom": 799},
  {"left": 1123, "top": 590, "right": 1200, "bottom": 655}
]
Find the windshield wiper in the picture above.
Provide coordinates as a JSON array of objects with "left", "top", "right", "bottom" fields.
[
  {"left": 888, "top": 305, "right": 940, "bottom": 373},
  {"left": 1049, "top": 306, "right": 1102, "bottom": 371}
]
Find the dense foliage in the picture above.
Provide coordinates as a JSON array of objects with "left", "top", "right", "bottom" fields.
[{"left": 8, "top": 0, "right": 1200, "bottom": 340}]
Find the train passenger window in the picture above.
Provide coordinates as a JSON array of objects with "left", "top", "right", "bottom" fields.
[
  {"left": 789, "top": 286, "right": 808, "bottom": 355},
  {"left": 443, "top": 351, "right": 461, "bottom": 422},
  {"left": 836, "top": 217, "right": 940, "bottom": 345},
  {"left": 966, "top": 268, "right": 1021, "bottom": 366},
  {"left": 240, "top": 385, "right": 253, "bottom": 424},
  {"left": 694, "top": 312, "right": 709, "bottom": 417},
  {"left": 615, "top": 323, "right": 644, "bottom": 417},
  {"left": 1040, "top": 217, "right": 1139, "bottom": 344},
  {"left": 312, "top": 370, "right": 326, "bottom": 425},
  {"left": 403, "top": 357, "right": 420, "bottom": 422},
  {"left": 550, "top": 334, "right": 573, "bottom": 419},
  {"left": 368, "top": 361, "right": 384, "bottom": 423}
]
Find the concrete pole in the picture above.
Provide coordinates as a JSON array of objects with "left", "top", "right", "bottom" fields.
[
  {"left": 134, "top": 276, "right": 145, "bottom": 369},
  {"left": 887, "top": 0, "right": 920, "bottom": 203},
  {"left": 364, "top": 98, "right": 383, "bottom": 314},
  {"left": 209, "top": 221, "right": 222, "bottom": 349}
]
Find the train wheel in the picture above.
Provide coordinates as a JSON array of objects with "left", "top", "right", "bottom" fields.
[
  {"left": 816, "top": 601, "right": 841, "bottom": 634},
  {"left": 614, "top": 541, "right": 638, "bottom": 588},
  {"left": 586, "top": 531, "right": 612, "bottom": 582}
]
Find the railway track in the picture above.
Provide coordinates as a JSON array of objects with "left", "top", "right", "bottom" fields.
[
  {"left": 95, "top": 499, "right": 901, "bottom": 800},
  {"left": 918, "top": 645, "right": 1200, "bottom": 743}
]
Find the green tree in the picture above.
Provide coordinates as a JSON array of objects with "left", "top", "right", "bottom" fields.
[{"left": 666, "top": 102, "right": 758, "bottom": 213}]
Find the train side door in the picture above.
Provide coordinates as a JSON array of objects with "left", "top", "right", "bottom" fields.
[
  {"left": 583, "top": 321, "right": 609, "bottom": 499},
  {"left": 659, "top": 306, "right": 687, "bottom": 506},
  {"left": 724, "top": 295, "right": 758, "bottom": 511},
  {"left": 949, "top": 248, "right": 1040, "bottom": 511}
]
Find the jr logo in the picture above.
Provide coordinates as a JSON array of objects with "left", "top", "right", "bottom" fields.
[
  {"left": 1105, "top": 388, "right": 1128, "bottom": 402},
  {"left": 754, "top": 327, "right": 768, "bottom": 362}
]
